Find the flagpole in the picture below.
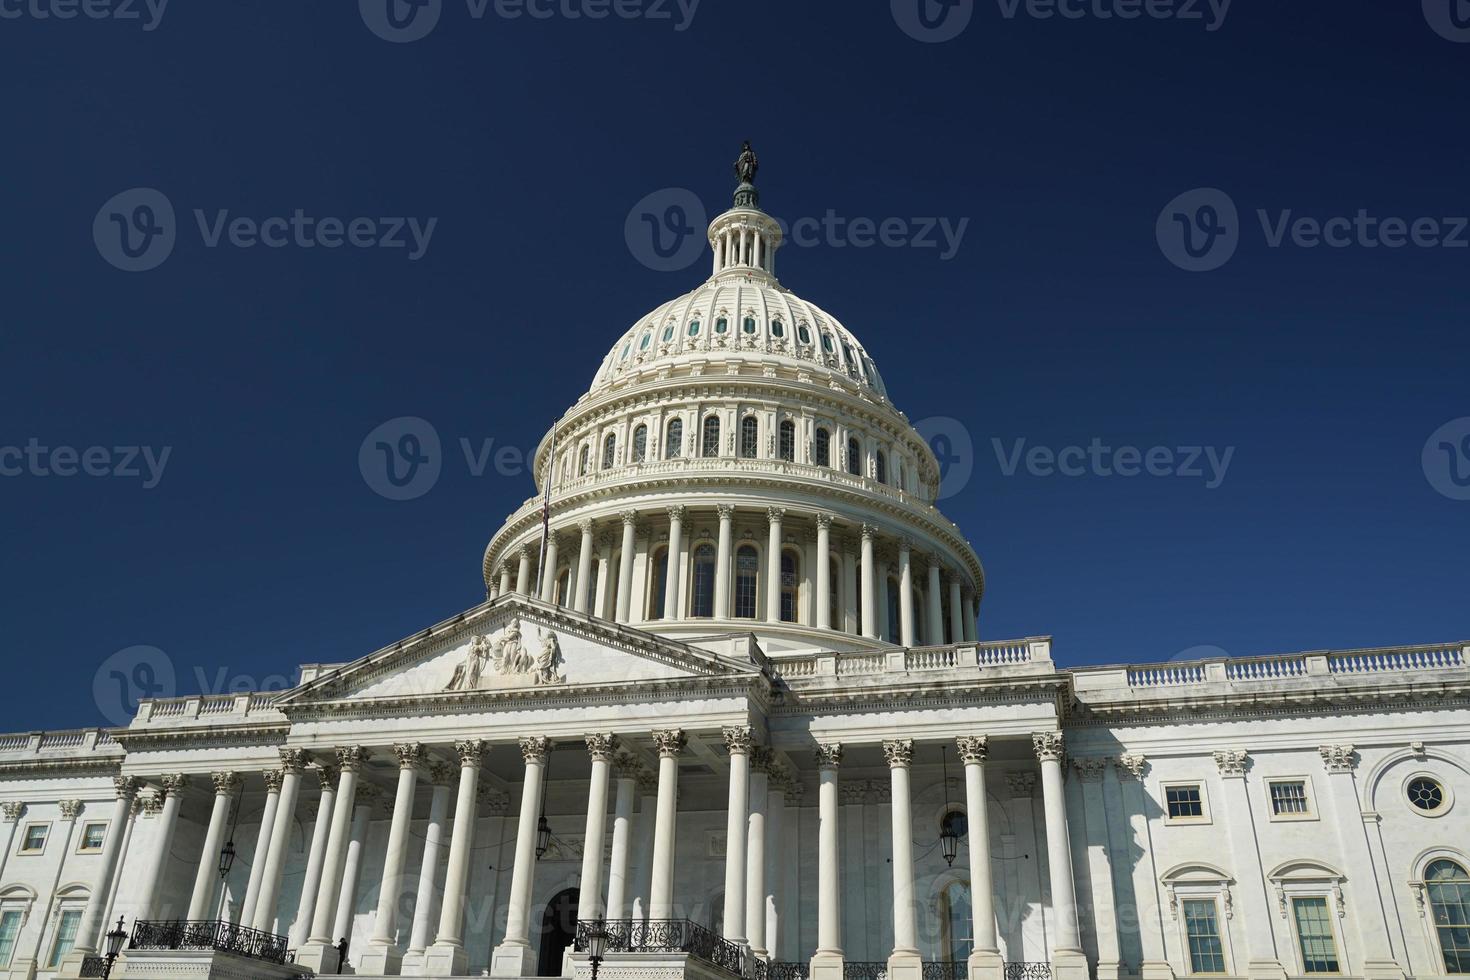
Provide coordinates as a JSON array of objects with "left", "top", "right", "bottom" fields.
[{"left": 533, "top": 423, "right": 557, "bottom": 599}]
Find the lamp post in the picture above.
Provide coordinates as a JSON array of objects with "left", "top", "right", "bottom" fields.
[
  {"left": 587, "top": 916, "right": 609, "bottom": 980},
  {"left": 100, "top": 916, "right": 127, "bottom": 979}
]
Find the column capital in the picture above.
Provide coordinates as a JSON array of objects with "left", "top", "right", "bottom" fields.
[
  {"left": 716, "top": 503, "right": 736, "bottom": 521},
  {"left": 1115, "top": 753, "right": 1148, "bottom": 779},
  {"left": 59, "top": 800, "right": 83, "bottom": 821},
  {"left": 722, "top": 726, "right": 754, "bottom": 755},
  {"left": 1072, "top": 758, "right": 1107, "bottom": 782},
  {"left": 428, "top": 762, "right": 457, "bottom": 786},
  {"left": 578, "top": 518, "right": 596, "bottom": 535},
  {"left": 749, "top": 745, "right": 773, "bottom": 774},
  {"left": 840, "top": 781, "right": 869, "bottom": 805},
  {"left": 956, "top": 735, "right": 989, "bottom": 763},
  {"left": 612, "top": 751, "right": 641, "bottom": 780},
  {"left": 545, "top": 529, "right": 561, "bottom": 548},
  {"left": 477, "top": 785, "right": 511, "bottom": 814},
  {"left": 666, "top": 505, "right": 686, "bottom": 523},
  {"left": 335, "top": 745, "right": 372, "bottom": 773},
  {"left": 585, "top": 733, "right": 620, "bottom": 762},
  {"left": 1213, "top": 748, "right": 1249, "bottom": 777},
  {"left": 897, "top": 534, "right": 912, "bottom": 553},
  {"left": 861, "top": 522, "right": 878, "bottom": 540},
  {"left": 518, "top": 735, "right": 551, "bottom": 765},
  {"left": 457, "top": 738, "right": 490, "bottom": 767},
  {"left": 0, "top": 802, "right": 24, "bottom": 823},
  {"left": 1005, "top": 771, "right": 1036, "bottom": 797},
  {"left": 518, "top": 543, "right": 532, "bottom": 560},
  {"left": 596, "top": 530, "right": 616, "bottom": 550},
  {"left": 279, "top": 748, "right": 311, "bottom": 773},
  {"left": 394, "top": 742, "right": 428, "bottom": 771},
  {"left": 262, "top": 769, "right": 284, "bottom": 793},
  {"left": 766, "top": 506, "right": 785, "bottom": 524},
  {"left": 619, "top": 509, "right": 640, "bottom": 528},
  {"left": 882, "top": 738, "right": 914, "bottom": 768},
  {"left": 815, "top": 512, "right": 834, "bottom": 530},
  {"left": 315, "top": 764, "right": 340, "bottom": 791},
  {"left": 1318, "top": 744, "right": 1357, "bottom": 773},
  {"left": 814, "top": 742, "right": 843, "bottom": 770},
  {"left": 636, "top": 770, "right": 659, "bottom": 794},
  {"left": 159, "top": 773, "right": 189, "bottom": 796},
  {"left": 1031, "top": 731, "right": 1065, "bottom": 764},
  {"left": 113, "top": 775, "right": 141, "bottom": 801},
  {"left": 652, "top": 729, "right": 687, "bottom": 758}
]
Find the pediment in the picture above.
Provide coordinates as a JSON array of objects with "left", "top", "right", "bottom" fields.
[{"left": 276, "top": 596, "right": 761, "bottom": 708}]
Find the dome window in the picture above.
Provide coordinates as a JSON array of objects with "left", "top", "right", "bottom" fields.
[
  {"left": 779, "top": 550, "right": 799, "bottom": 623},
  {"left": 602, "top": 433, "right": 617, "bottom": 469},
  {"left": 734, "top": 545, "right": 759, "bottom": 619},
  {"left": 743, "top": 316, "right": 757, "bottom": 334},
  {"left": 688, "top": 320, "right": 701, "bottom": 337},
  {"left": 702, "top": 415, "right": 721, "bottom": 457},
  {"left": 846, "top": 437, "right": 862, "bottom": 476},
  {"left": 715, "top": 317, "right": 729, "bottom": 335},
  {"left": 632, "top": 425, "right": 648, "bottom": 463},
  {"left": 578, "top": 445, "right": 590, "bottom": 476},
  {"left": 815, "top": 427, "right": 831, "bottom": 467},
  {"left": 875, "top": 450, "right": 888, "bottom": 485},
  {"left": 821, "top": 332, "right": 836, "bottom": 353},
  {"left": 740, "top": 416, "right": 759, "bottom": 458},
  {"left": 771, "top": 319, "right": 785, "bottom": 338},
  {"left": 778, "top": 420, "right": 795, "bottom": 462},
  {"left": 691, "top": 544, "right": 717, "bottom": 618},
  {"left": 797, "top": 323, "right": 812, "bottom": 345},
  {"left": 661, "top": 324, "right": 675, "bottom": 342},
  {"left": 639, "top": 331, "right": 653, "bottom": 351},
  {"left": 665, "top": 418, "right": 684, "bottom": 459},
  {"left": 620, "top": 342, "right": 632, "bottom": 361}
]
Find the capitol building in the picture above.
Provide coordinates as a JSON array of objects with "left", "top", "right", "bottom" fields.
[{"left": 1, "top": 147, "right": 1467, "bottom": 980}]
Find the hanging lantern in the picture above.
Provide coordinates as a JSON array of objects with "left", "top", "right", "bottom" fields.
[
  {"left": 939, "top": 745, "right": 959, "bottom": 867},
  {"left": 535, "top": 815, "right": 552, "bottom": 859},
  {"left": 218, "top": 839, "right": 236, "bottom": 878}
]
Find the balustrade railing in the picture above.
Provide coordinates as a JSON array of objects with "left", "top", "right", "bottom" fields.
[
  {"left": 755, "top": 961, "right": 811, "bottom": 980},
  {"left": 128, "top": 919, "right": 290, "bottom": 964},
  {"left": 574, "top": 919, "right": 747, "bottom": 977},
  {"left": 1004, "top": 963, "right": 1052, "bottom": 980},
  {"left": 78, "top": 955, "right": 109, "bottom": 977},
  {"left": 1329, "top": 644, "right": 1464, "bottom": 673},
  {"left": 842, "top": 962, "right": 889, "bottom": 980}
]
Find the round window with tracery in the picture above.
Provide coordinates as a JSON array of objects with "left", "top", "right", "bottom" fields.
[{"left": 1408, "top": 776, "right": 1445, "bottom": 812}]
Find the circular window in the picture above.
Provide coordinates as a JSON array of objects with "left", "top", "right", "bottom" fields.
[
  {"left": 821, "top": 332, "right": 835, "bottom": 353},
  {"left": 1409, "top": 776, "right": 1446, "bottom": 812},
  {"left": 940, "top": 809, "right": 968, "bottom": 839},
  {"left": 797, "top": 323, "right": 811, "bottom": 345},
  {"left": 639, "top": 331, "right": 652, "bottom": 351},
  {"left": 662, "top": 324, "right": 675, "bottom": 342},
  {"left": 743, "top": 316, "right": 757, "bottom": 334},
  {"left": 715, "top": 317, "right": 728, "bottom": 335},
  {"left": 771, "top": 319, "right": 784, "bottom": 337},
  {"left": 688, "top": 320, "right": 701, "bottom": 337}
]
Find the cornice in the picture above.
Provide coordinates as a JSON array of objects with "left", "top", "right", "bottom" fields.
[
  {"left": 110, "top": 724, "right": 293, "bottom": 752},
  {"left": 775, "top": 674, "right": 1067, "bottom": 715}
]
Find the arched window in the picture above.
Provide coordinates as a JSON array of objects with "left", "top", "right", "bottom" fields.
[
  {"left": 780, "top": 550, "right": 799, "bottom": 623},
  {"left": 666, "top": 418, "right": 683, "bottom": 459},
  {"left": 688, "top": 320, "right": 701, "bottom": 337},
  {"left": 602, "top": 433, "right": 617, "bottom": 469},
  {"left": 941, "top": 588, "right": 953, "bottom": 643},
  {"left": 940, "top": 880, "right": 973, "bottom": 966},
  {"left": 875, "top": 450, "right": 887, "bottom": 485},
  {"left": 715, "top": 317, "right": 728, "bottom": 335},
  {"left": 798, "top": 323, "right": 812, "bottom": 345},
  {"left": 702, "top": 416, "right": 721, "bottom": 458},
  {"left": 1427, "top": 860, "right": 1470, "bottom": 973},
  {"left": 743, "top": 316, "right": 757, "bottom": 334},
  {"left": 661, "top": 323, "right": 675, "bottom": 342},
  {"left": 855, "top": 565, "right": 864, "bottom": 635},
  {"left": 734, "top": 545, "right": 759, "bottom": 619},
  {"left": 815, "top": 427, "right": 831, "bottom": 467},
  {"left": 740, "top": 417, "right": 759, "bottom": 459},
  {"left": 691, "top": 544, "right": 716, "bottom": 618},
  {"left": 887, "top": 577, "right": 902, "bottom": 643},
  {"left": 578, "top": 444, "right": 590, "bottom": 476},
  {"left": 648, "top": 547, "right": 668, "bottom": 620},
  {"left": 639, "top": 330, "right": 653, "bottom": 351},
  {"left": 778, "top": 420, "right": 795, "bottom": 462},
  {"left": 771, "top": 319, "right": 785, "bottom": 338},
  {"left": 846, "top": 437, "right": 862, "bottom": 476},
  {"left": 632, "top": 425, "right": 648, "bottom": 463}
]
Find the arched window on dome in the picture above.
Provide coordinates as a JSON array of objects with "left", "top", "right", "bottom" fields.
[
  {"left": 578, "top": 444, "right": 590, "bottom": 477},
  {"left": 632, "top": 425, "right": 648, "bottom": 464},
  {"left": 661, "top": 323, "right": 675, "bottom": 342},
  {"left": 815, "top": 427, "right": 831, "bottom": 467},
  {"left": 778, "top": 420, "right": 795, "bottom": 462},
  {"left": 602, "top": 433, "right": 617, "bottom": 470},
  {"left": 691, "top": 544, "right": 716, "bottom": 618},
  {"left": 1427, "top": 860, "right": 1470, "bottom": 973},
  {"left": 734, "top": 545, "right": 759, "bottom": 619},
  {"left": 666, "top": 418, "right": 683, "bottom": 459},
  {"left": 875, "top": 450, "right": 888, "bottom": 485},
  {"left": 771, "top": 319, "right": 785, "bottom": 338},
  {"left": 798, "top": 323, "right": 812, "bottom": 345},
  {"left": 886, "top": 576, "right": 902, "bottom": 643},
  {"left": 715, "top": 317, "right": 729, "bottom": 335},
  {"left": 702, "top": 416, "right": 721, "bottom": 458},
  {"left": 846, "top": 437, "right": 862, "bottom": 476},
  {"left": 639, "top": 331, "right": 653, "bottom": 351},
  {"left": 821, "top": 332, "right": 835, "bottom": 353},
  {"left": 740, "top": 417, "right": 759, "bottom": 459},
  {"left": 648, "top": 546, "right": 668, "bottom": 620},
  {"left": 688, "top": 320, "right": 701, "bottom": 337},
  {"left": 780, "top": 549, "right": 799, "bottom": 623}
]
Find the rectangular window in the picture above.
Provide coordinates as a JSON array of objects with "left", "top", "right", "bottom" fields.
[
  {"left": 1166, "top": 784, "right": 1205, "bottom": 820},
  {"left": 1270, "top": 780, "right": 1312, "bottom": 817},
  {"left": 80, "top": 822, "right": 107, "bottom": 851},
  {"left": 19, "top": 824, "right": 48, "bottom": 854},
  {"left": 1183, "top": 899, "right": 1227, "bottom": 974},
  {"left": 0, "top": 910, "right": 22, "bottom": 967},
  {"left": 1292, "top": 897, "right": 1340, "bottom": 973},
  {"left": 48, "top": 908, "right": 82, "bottom": 968}
]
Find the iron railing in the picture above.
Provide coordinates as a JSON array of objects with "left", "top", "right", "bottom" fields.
[
  {"left": 128, "top": 919, "right": 291, "bottom": 965},
  {"left": 922, "top": 963, "right": 966, "bottom": 980},
  {"left": 1004, "top": 963, "right": 1052, "bottom": 980},
  {"left": 843, "top": 963, "right": 888, "bottom": 980},
  {"left": 575, "top": 919, "right": 748, "bottom": 977},
  {"left": 755, "top": 961, "right": 811, "bottom": 980},
  {"left": 77, "top": 955, "right": 109, "bottom": 978}
]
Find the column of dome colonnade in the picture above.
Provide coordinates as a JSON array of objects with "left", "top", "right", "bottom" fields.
[{"left": 486, "top": 506, "right": 980, "bottom": 643}]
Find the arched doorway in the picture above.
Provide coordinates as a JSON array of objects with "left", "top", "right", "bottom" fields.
[{"left": 537, "top": 887, "right": 580, "bottom": 977}]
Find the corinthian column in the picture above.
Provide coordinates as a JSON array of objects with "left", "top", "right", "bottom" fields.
[
  {"left": 746, "top": 748, "right": 771, "bottom": 958},
  {"left": 1034, "top": 733, "right": 1087, "bottom": 980},
  {"left": 616, "top": 511, "right": 638, "bottom": 622},
  {"left": 69, "top": 777, "right": 138, "bottom": 958},
  {"left": 575, "top": 520, "right": 595, "bottom": 613},
  {"left": 297, "top": 746, "right": 370, "bottom": 973},
  {"left": 401, "top": 764, "right": 455, "bottom": 975},
  {"left": 926, "top": 559, "right": 944, "bottom": 645},
  {"left": 361, "top": 743, "right": 427, "bottom": 975},
  {"left": 255, "top": 749, "right": 310, "bottom": 932},
  {"left": 605, "top": 754, "right": 639, "bottom": 920},
  {"left": 898, "top": 540, "right": 915, "bottom": 645},
  {"left": 860, "top": 525, "right": 878, "bottom": 638},
  {"left": 884, "top": 740, "right": 921, "bottom": 980},
  {"left": 816, "top": 514, "right": 833, "bottom": 629},
  {"left": 136, "top": 774, "right": 187, "bottom": 921},
  {"left": 665, "top": 507, "right": 685, "bottom": 619},
  {"left": 766, "top": 508, "right": 785, "bottom": 623},
  {"left": 948, "top": 577, "right": 964, "bottom": 644},
  {"left": 239, "top": 769, "right": 283, "bottom": 928},
  {"left": 291, "top": 765, "right": 338, "bottom": 950},
  {"left": 540, "top": 531, "right": 561, "bottom": 603},
  {"left": 1213, "top": 749, "right": 1287, "bottom": 980},
  {"left": 188, "top": 772, "right": 238, "bottom": 921},
  {"left": 811, "top": 743, "right": 844, "bottom": 980},
  {"left": 429, "top": 740, "right": 488, "bottom": 977},
  {"left": 576, "top": 735, "right": 618, "bottom": 923},
  {"left": 958, "top": 737, "right": 1002, "bottom": 980},
  {"left": 647, "top": 729, "right": 686, "bottom": 919},
  {"left": 515, "top": 545, "right": 532, "bottom": 594},
  {"left": 721, "top": 727, "right": 752, "bottom": 943},
  {"left": 714, "top": 505, "right": 735, "bottom": 618},
  {"left": 490, "top": 737, "right": 549, "bottom": 978}
]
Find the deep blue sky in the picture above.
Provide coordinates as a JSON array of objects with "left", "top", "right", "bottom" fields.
[{"left": 2, "top": 1, "right": 1467, "bottom": 731}]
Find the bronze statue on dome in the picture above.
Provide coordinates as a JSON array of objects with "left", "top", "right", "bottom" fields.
[{"left": 734, "top": 140, "right": 759, "bottom": 185}]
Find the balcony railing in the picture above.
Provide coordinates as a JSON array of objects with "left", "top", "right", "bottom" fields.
[
  {"left": 1004, "top": 963, "right": 1053, "bottom": 980},
  {"left": 128, "top": 919, "right": 291, "bottom": 965},
  {"left": 754, "top": 962, "right": 810, "bottom": 980},
  {"left": 78, "top": 955, "right": 109, "bottom": 977},
  {"left": 922, "top": 963, "right": 967, "bottom": 980},
  {"left": 843, "top": 963, "right": 888, "bottom": 980},
  {"left": 575, "top": 919, "right": 748, "bottom": 977}
]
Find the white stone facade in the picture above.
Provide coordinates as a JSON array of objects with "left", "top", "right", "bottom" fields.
[{"left": 1, "top": 153, "right": 1466, "bottom": 980}]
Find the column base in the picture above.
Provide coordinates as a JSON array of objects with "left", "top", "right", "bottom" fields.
[
  {"left": 399, "top": 949, "right": 427, "bottom": 976},
  {"left": 1139, "top": 960, "right": 1176, "bottom": 980},
  {"left": 424, "top": 941, "right": 469, "bottom": 976},
  {"left": 489, "top": 940, "right": 538, "bottom": 977},
  {"left": 887, "top": 949, "right": 923, "bottom": 980},
  {"left": 1244, "top": 959, "right": 1289, "bottom": 980},
  {"left": 294, "top": 940, "right": 343, "bottom": 974},
  {"left": 967, "top": 949, "right": 1005, "bottom": 980},
  {"left": 810, "top": 950, "right": 845, "bottom": 980},
  {"left": 1050, "top": 949, "right": 1090, "bottom": 980},
  {"left": 53, "top": 950, "right": 91, "bottom": 978},
  {"left": 357, "top": 941, "right": 404, "bottom": 975},
  {"left": 1361, "top": 959, "right": 1409, "bottom": 980},
  {"left": 1097, "top": 959, "right": 1123, "bottom": 980}
]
